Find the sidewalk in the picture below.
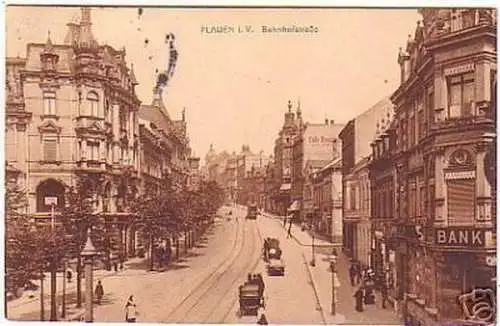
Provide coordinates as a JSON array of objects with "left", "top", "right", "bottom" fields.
[
  {"left": 262, "top": 211, "right": 401, "bottom": 325},
  {"left": 6, "top": 222, "right": 217, "bottom": 321}
]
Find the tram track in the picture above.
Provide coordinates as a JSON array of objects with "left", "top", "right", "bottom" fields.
[
  {"left": 217, "top": 221, "right": 264, "bottom": 323},
  {"left": 163, "top": 217, "right": 247, "bottom": 322}
]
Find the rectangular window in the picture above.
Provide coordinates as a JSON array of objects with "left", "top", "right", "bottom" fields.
[
  {"left": 409, "top": 116, "right": 416, "bottom": 146},
  {"left": 350, "top": 187, "right": 356, "bottom": 210},
  {"left": 43, "top": 138, "right": 57, "bottom": 161},
  {"left": 447, "top": 179, "right": 475, "bottom": 225},
  {"left": 418, "top": 110, "right": 425, "bottom": 140},
  {"left": 448, "top": 73, "right": 475, "bottom": 118},
  {"left": 87, "top": 141, "right": 100, "bottom": 161},
  {"left": 429, "top": 185, "right": 435, "bottom": 218},
  {"left": 43, "top": 92, "right": 56, "bottom": 116}
]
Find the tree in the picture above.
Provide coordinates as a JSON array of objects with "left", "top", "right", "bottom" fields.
[
  {"left": 60, "top": 172, "right": 106, "bottom": 308},
  {"left": 4, "top": 182, "right": 44, "bottom": 295},
  {"left": 131, "top": 179, "right": 178, "bottom": 271}
]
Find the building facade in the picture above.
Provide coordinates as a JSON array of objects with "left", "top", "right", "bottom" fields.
[
  {"left": 297, "top": 119, "right": 344, "bottom": 222},
  {"left": 5, "top": 8, "right": 142, "bottom": 257},
  {"left": 388, "top": 9, "right": 496, "bottom": 325},
  {"left": 310, "top": 157, "right": 343, "bottom": 242},
  {"left": 339, "top": 97, "right": 393, "bottom": 258},
  {"left": 270, "top": 101, "right": 301, "bottom": 216},
  {"left": 344, "top": 156, "right": 372, "bottom": 268},
  {"left": 5, "top": 7, "right": 197, "bottom": 261}
]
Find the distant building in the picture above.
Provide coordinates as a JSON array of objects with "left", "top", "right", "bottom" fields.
[
  {"left": 339, "top": 97, "right": 393, "bottom": 258},
  {"left": 298, "top": 119, "right": 344, "bottom": 222},
  {"left": 310, "top": 157, "right": 343, "bottom": 242}
]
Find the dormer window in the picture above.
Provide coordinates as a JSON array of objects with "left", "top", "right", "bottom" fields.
[
  {"left": 43, "top": 91, "right": 57, "bottom": 116},
  {"left": 87, "top": 91, "right": 100, "bottom": 117}
]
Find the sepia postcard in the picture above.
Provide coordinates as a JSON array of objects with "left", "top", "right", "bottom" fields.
[{"left": 3, "top": 4, "right": 497, "bottom": 326}]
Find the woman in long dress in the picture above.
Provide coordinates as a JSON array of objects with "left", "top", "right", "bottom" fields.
[{"left": 125, "top": 295, "right": 138, "bottom": 322}]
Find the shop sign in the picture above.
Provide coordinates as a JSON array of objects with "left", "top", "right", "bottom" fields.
[
  {"left": 435, "top": 228, "right": 486, "bottom": 247},
  {"left": 406, "top": 225, "right": 424, "bottom": 241}
]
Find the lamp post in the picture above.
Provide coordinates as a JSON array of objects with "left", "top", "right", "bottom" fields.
[
  {"left": 49, "top": 201, "right": 57, "bottom": 321},
  {"left": 311, "top": 224, "right": 316, "bottom": 267},
  {"left": 80, "top": 229, "right": 97, "bottom": 323},
  {"left": 330, "top": 249, "right": 338, "bottom": 316}
]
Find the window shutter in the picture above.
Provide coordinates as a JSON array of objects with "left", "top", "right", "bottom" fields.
[
  {"left": 44, "top": 139, "right": 57, "bottom": 161},
  {"left": 447, "top": 179, "right": 475, "bottom": 225}
]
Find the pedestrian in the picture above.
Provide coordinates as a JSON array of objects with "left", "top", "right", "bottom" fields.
[
  {"left": 354, "top": 287, "right": 364, "bottom": 312},
  {"left": 349, "top": 263, "right": 357, "bottom": 287},
  {"left": 114, "top": 262, "right": 119, "bottom": 272},
  {"left": 257, "top": 273, "right": 265, "bottom": 297},
  {"left": 364, "top": 276, "right": 375, "bottom": 305},
  {"left": 95, "top": 280, "right": 104, "bottom": 305},
  {"left": 380, "top": 276, "right": 389, "bottom": 309},
  {"left": 283, "top": 216, "right": 287, "bottom": 227},
  {"left": 286, "top": 221, "right": 292, "bottom": 238},
  {"left": 66, "top": 268, "right": 73, "bottom": 283},
  {"left": 257, "top": 313, "right": 268, "bottom": 325},
  {"left": 247, "top": 273, "right": 253, "bottom": 284},
  {"left": 125, "top": 295, "right": 138, "bottom": 322}
]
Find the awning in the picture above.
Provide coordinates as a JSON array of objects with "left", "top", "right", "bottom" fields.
[
  {"left": 280, "top": 183, "right": 291, "bottom": 191},
  {"left": 288, "top": 200, "right": 300, "bottom": 212}
]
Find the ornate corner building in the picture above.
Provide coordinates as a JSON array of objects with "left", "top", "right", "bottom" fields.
[
  {"left": 5, "top": 7, "right": 196, "bottom": 260},
  {"left": 369, "top": 8, "right": 496, "bottom": 325}
]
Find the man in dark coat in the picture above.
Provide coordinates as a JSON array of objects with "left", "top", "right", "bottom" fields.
[
  {"left": 349, "top": 263, "right": 357, "bottom": 286},
  {"left": 354, "top": 287, "right": 364, "bottom": 312},
  {"left": 380, "top": 277, "right": 389, "bottom": 309},
  {"left": 95, "top": 280, "right": 104, "bottom": 304}
]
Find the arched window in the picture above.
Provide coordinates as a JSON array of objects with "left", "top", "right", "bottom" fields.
[
  {"left": 36, "top": 179, "right": 65, "bottom": 212},
  {"left": 87, "top": 91, "right": 100, "bottom": 117}
]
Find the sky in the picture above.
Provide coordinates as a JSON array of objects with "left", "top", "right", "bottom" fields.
[{"left": 6, "top": 6, "right": 421, "bottom": 161}]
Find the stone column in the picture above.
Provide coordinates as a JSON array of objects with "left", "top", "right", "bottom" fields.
[
  {"left": 434, "top": 66, "right": 446, "bottom": 122},
  {"left": 475, "top": 143, "right": 493, "bottom": 223},
  {"left": 475, "top": 61, "right": 491, "bottom": 100},
  {"left": 84, "top": 258, "right": 94, "bottom": 322},
  {"left": 112, "top": 103, "right": 121, "bottom": 164},
  {"left": 434, "top": 148, "right": 447, "bottom": 225}
]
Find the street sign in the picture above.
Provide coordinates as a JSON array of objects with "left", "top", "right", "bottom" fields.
[{"left": 44, "top": 197, "right": 58, "bottom": 206}]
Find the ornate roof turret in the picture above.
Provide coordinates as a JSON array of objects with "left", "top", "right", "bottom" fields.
[
  {"left": 74, "top": 7, "right": 99, "bottom": 54},
  {"left": 129, "top": 63, "right": 139, "bottom": 86},
  {"left": 40, "top": 30, "right": 59, "bottom": 71},
  {"left": 43, "top": 31, "right": 55, "bottom": 54},
  {"left": 405, "top": 33, "right": 416, "bottom": 53}
]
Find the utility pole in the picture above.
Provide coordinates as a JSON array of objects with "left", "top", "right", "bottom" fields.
[
  {"left": 61, "top": 260, "right": 66, "bottom": 318},
  {"left": 40, "top": 271, "right": 45, "bottom": 321}
]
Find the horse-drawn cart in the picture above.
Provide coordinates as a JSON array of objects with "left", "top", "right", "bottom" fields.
[
  {"left": 239, "top": 283, "right": 264, "bottom": 316},
  {"left": 263, "top": 238, "right": 282, "bottom": 262}
]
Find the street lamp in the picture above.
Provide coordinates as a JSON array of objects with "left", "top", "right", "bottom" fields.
[
  {"left": 310, "top": 222, "right": 316, "bottom": 267},
  {"left": 330, "top": 249, "right": 339, "bottom": 316},
  {"left": 80, "top": 229, "right": 98, "bottom": 323}
]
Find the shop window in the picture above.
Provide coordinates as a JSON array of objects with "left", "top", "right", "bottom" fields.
[
  {"left": 448, "top": 73, "right": 475, "bottom": 118},
  {"left": 447, "top": 179, "right": 475, "bottom": 225},
  {"left": 43, "top": 92, "right": 57, "bottom": 116}
]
